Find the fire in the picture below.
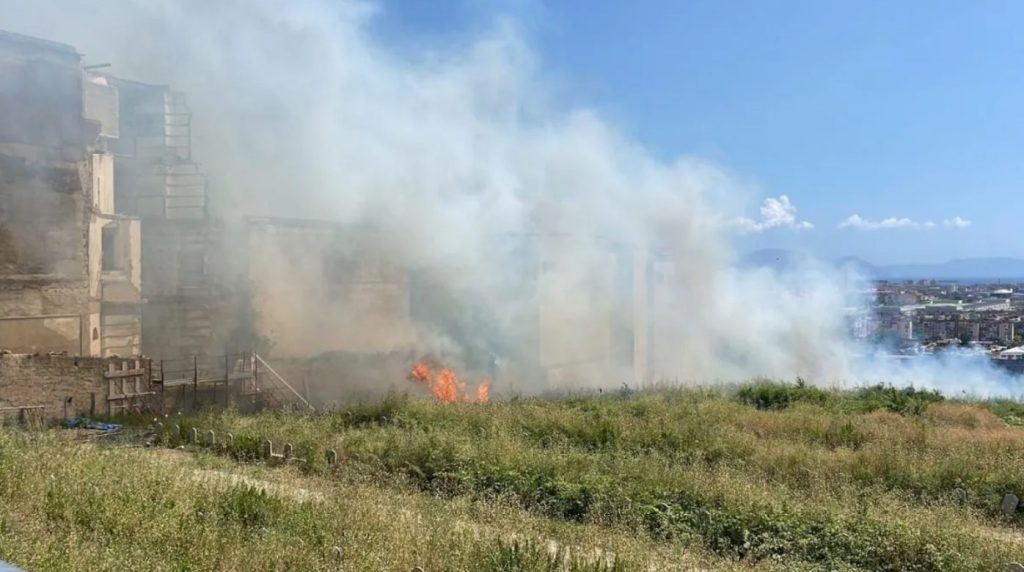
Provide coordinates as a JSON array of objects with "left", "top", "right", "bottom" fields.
[
  {"left": 476, "top": 380, "right": 491, "bottom": 403},
  {"left": 409, "top": 361, "right": 491, "bottom": 404}
]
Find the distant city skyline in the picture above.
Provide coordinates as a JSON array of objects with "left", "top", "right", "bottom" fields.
[{"left": 375, "top": 0, "right": 1024, "bottom": 264}]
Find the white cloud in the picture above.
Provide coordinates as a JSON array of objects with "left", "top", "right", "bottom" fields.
[
  {"left": 943, "top": 216, "right": 972, "bottom": 229},
  {"left": 733, "top": 195, "right": 814, "bottom": 233},
  {"left": 839, "top": 214, "right": 971, "bottom": 231}
]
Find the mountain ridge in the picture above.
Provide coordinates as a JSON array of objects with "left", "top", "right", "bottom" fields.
[{"left": 741, "top": 250, "right": 1024, "bottom": 280}]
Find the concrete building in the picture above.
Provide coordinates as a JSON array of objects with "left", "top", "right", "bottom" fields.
[
  {"left": 915, "top": 316, "right": 955, "bottom": 341},
  {"left": 0, "top": 31, "right": 141, "bottom": 356},
  {"left": 106, "top": 77, "right": 229, "bottom": 359}
]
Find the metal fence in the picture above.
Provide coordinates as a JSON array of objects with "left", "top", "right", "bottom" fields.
[{"left": 150, "top": 353, "right": 311, "bottom": 413}]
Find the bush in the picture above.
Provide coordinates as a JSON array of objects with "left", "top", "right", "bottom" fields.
[
  {"left": 983, "top": 399, "right": 1024, "bottom": 426},
  {"left": 217, "top": 485, "right": 283, "bottom": 530},
  {"left": 737, "top": 379, "right": 832, "bottom": 410},
  {"left": 853, "top": 385, "right": 944, "bottom": 415},
  {"left": 227, "top": 434, "right": 264, "bottom": 462},
  {"left": 333, "top": 392, "right": 409, "bottom": 427}
]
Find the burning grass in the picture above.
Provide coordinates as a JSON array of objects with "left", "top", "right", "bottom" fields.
[{"left": 409, "top": 360, "right": 491, "bottom": 404}]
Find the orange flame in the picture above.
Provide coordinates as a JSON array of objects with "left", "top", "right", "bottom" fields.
[
  {"left": 409, "top": 361, "right": 491, "bottom": 404},
  {"left": 476, "top": 380, "right": 491, "bottom": 403}
]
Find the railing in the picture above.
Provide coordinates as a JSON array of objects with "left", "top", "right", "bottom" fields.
[
  {"left": 152, "top": 352, "right": 254, "bottom": 387},
  {"left": 255, "top": 354, "right": 314, "bottom": 411}
]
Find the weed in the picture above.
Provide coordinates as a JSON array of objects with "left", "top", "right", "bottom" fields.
[
  {"left": 736, "top": 380, "right": 831, "bottom": 410},
  {"left": 217, "top": 485, "right": 283, "bottom": 530}
]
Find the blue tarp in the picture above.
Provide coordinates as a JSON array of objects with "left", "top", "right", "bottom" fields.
[
  {"left": 0, "top": 560, "right": 27, "bottom": 571},
  {"left": 63, "top": 418, "right": 121, "bottom": 432}
]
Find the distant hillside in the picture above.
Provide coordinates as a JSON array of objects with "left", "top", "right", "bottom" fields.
[
  {"left": 834, "top": 256, "right": 878, "bottom": 276},
  {"left": 741, "top": 250, "right": 1024, "bottom": 281},
  {"left": 877, "top": 258, "right": 1024, "bottom": 280}
]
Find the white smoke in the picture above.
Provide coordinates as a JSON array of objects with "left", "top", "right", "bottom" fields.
[{"left": 2, "top": 0, "right": 1018, "bottom": 396}]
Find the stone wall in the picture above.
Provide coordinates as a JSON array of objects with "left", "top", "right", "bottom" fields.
[
  {"left": 0, "top": 353, "right": 110, "bottom": 420},
  {"left": 0, "top": 31, "right": 98, "bottom": 357},
  {"left": 0, "top": 31, "right": 88, "bottom": 150},
  {"left": 139, "top": 220, "right": 231, "bottom": 360},
  {"left": 0, "top": 278, "right": 90, "bottom": 355}
]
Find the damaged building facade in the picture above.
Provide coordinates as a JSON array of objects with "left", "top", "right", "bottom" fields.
[
  {"left": 1, "top": 28, "right": 674, "bottom": 408},
  {"left": 0, "top": 31, "right": 141, "bottom": 358},
  {"left": 0, "top": 28, "right": 234, "bottom": 362},
  {"left": 107, "top": 76, "right": 230, "bottom": 360}
]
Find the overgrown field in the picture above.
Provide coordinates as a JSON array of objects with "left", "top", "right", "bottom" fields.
[{"left": 3, "top": 382, "right": 1024, "bottom": 571}]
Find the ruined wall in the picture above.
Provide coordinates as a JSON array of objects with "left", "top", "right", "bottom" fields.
[
  {"left": 107, "top": 76, "right": 223, "bottom": 360},
  {"left": 0, "top": 279, "right": 87, "bottom": 354},
  {"left": 536, "top": 243, "right": 615, "bottom": 385},
  {"left": 0, "top": 31, "right": 87, "bottom": 150},
  {"left": 528, "top": 238, "right": 650, "bottom": 389},
  {"left": 0, "top": 32, "right": 98, "bottom": 356},
  {"left": 0, "top": 353, "right": 108, "bottom": 419},
  {"left": 110, "top": 79, "right": 205, "bottom": 220},
  {"left": 0, "top": 157, "right": 93, "bottom": 354},
  {"left": 139, "top": 220, "right": 231, "bottom": 359},
  {"left": 0, "top": 158, "right": 88, "bottom": 276},
  {"left": 97, "top": 216, "right": 142, "bottom": 356}
]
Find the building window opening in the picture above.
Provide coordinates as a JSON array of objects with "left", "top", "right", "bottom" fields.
[{"left": 101, "top": 226, "right": 121, "bottom": 271}]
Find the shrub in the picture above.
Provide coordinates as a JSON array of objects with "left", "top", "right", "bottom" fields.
[
  {"left": 227, "top": 434, "right": 264, "bottom": 462},
  {"left": 983, "top": 399, "right": 1024, "bottom": 426},
  {"left": 737, "top": 379, "right": 831, "bottom": 410},
  {"left": 853, "top": 385, "right": 944, "bottom": 415},
  {"left": 333, "top": 392, "right": 409, "bottom": 427},
  {"left": 217, "top": 485, "right": 283, "bottom": 530}
]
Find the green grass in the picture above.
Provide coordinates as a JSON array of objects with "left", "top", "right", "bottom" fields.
[
  {"left": 3, "top": 381, "right": 1024, "bottom": 570},
  {"left": 0, "top": 431, "right": 727, "bottom": 571}
]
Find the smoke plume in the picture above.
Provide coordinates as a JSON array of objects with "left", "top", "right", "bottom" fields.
[{"left": 3, "top": 0, "right": 1018, "bottom": 397}]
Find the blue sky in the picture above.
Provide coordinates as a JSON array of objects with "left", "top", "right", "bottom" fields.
[{"left": 371, "top": 0, "right": 1024, "bottom": 264}]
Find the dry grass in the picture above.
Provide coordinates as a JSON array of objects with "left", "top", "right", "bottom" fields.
[
  {"left": 3, "top": 383, "right": 1024, "bottom": 570},
  {"left": 0, "top": 431, "right": 745, "bottom": 571},
  {"left": 171, "top": 385, "right": 1024, "bottom": 570}
]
